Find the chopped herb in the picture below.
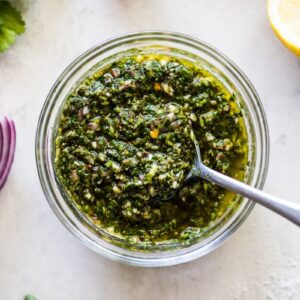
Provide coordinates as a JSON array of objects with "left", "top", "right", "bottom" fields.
[{"left": 55, "top": 53, "right": 248, "bottom": 246}]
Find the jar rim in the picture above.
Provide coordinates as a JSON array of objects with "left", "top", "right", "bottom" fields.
[{"left": 35, "top": 31, "right": 270, "bottom": 267}]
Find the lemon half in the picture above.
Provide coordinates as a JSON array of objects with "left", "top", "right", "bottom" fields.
[{"left": 268, "top": 0, "right": 300, "bottom": 56}]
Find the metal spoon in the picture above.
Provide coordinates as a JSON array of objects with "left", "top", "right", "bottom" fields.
[{"left": 166, "top": 139, "right": 300, "bottom": 226}]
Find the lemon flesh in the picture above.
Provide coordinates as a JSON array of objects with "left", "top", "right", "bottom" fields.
[{"left": 268, "top": 0, "right": 300, "bottom": 56}]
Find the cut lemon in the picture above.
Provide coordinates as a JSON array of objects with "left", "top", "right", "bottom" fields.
[{"left": 268, "top": 0, "right": 300, "bottom": 56}]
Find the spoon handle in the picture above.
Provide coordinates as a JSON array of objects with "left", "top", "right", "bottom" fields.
[{"left": 199, "top": 164, "right": 300, "bottom": 226}]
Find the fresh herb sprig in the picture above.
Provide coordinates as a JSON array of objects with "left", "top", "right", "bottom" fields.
[
  {"left": 0, "top": 0, "right": 25, "bottom": 53},
  {"left": 24, "top": 295, "right": 37, "bottom": 300}
]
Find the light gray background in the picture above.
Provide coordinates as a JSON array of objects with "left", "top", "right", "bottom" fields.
[{"left": 0, "top": 0, "right": 300, "bottom": 299}]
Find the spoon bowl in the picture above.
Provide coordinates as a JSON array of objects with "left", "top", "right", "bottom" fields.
[{"left": 161, "top": 138, "right": 300, "bottom": 227}]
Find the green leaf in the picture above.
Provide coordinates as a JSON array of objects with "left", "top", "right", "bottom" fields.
[
  {"left": 0, "top": 1, "right": 25, "bottom": 52},
  {"left": 24, "top": 295, "right": 37, "bottom": 300}
]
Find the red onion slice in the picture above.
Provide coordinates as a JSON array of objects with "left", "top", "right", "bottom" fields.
[
  {"left": 0, "top": 119, "right": 3, "bottom": 164},
  {"left": 0, "top": 117, "right": 16, "bottom": 190},
  {"left": 0, "top": 116, "right": 11, "bottom": 179}
]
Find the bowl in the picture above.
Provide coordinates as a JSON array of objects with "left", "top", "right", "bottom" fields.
[{"left": 36, "top": 31, "right": 269, "bottom": 267}]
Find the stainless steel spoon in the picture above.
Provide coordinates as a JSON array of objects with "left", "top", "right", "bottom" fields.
[{"left": 167, "top": 139, "right": 300, "bottom": 226}]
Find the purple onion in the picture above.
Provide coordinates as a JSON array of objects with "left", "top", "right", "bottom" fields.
[{"left": 0, "top": 116, "right": 16, "bottom": 190}]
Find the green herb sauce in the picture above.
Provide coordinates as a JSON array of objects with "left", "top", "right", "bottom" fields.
[{"left": 55, "top": 53, "right": 248, "bottom": 247}]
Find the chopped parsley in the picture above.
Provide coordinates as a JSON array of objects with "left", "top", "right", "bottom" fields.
[{"left": 55, "top": 53, "right": 248, "bottom": 248}]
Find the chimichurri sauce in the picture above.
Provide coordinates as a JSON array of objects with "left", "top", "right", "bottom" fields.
[{"left": 55, "top": 53, "right": 248, "bottom": 247}]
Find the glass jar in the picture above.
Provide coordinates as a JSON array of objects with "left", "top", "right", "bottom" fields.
[{"left": 35, "top": 31, "right": 269, "bottom": 267}]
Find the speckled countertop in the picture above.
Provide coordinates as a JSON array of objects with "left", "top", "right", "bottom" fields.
[{"left": 0, "top": 0, "right": 300, "bottom": 299}]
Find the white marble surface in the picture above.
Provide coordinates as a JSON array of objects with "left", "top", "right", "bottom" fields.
[{"left": 0, "top": 0, "right": 300, "bottom": 299}]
